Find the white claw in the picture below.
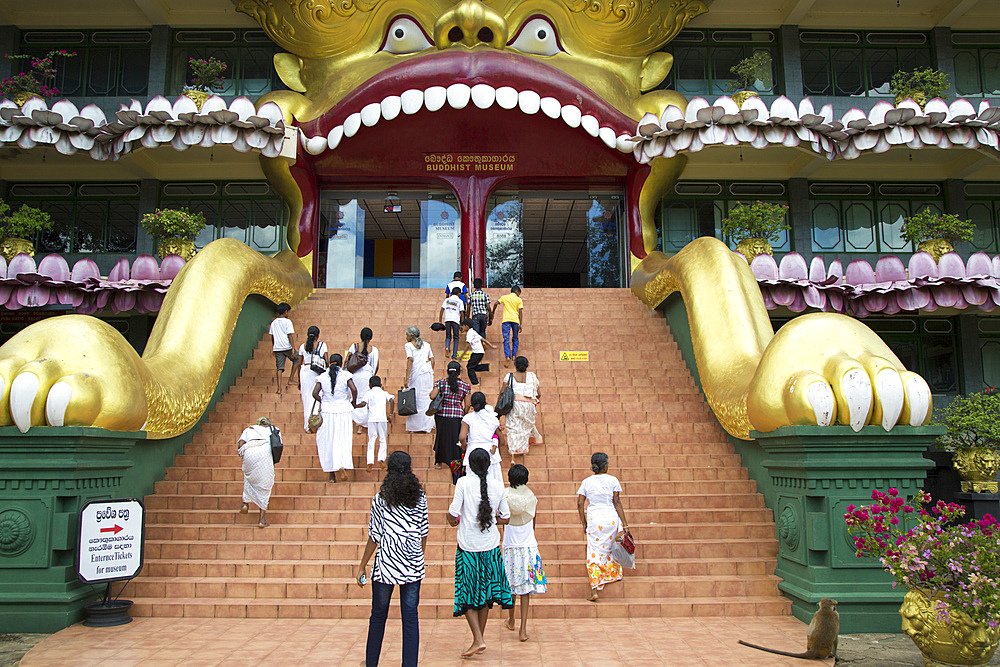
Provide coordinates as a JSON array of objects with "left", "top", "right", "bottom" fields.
[
  {"left": 875, "top": 369, "right": 904, "bottom": 431},
  {"left": 10, "top": 372, "right": 40, "bottom": 433},
  {"left": 905, "top": 376, "right": 931, "bottom": 426},
  {"left": 806, "top": 382, "right": 835, "bottom": 427},
  {"left": 842, "top": 368, "right": 873, "bottom": 432},
  {"left": 46, "top": 381, "right": 73, "bottom": 427}
]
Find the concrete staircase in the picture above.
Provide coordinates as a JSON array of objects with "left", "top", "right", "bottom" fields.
[{"left": 125, "top": 288, "right": 790, "bottom": 619}]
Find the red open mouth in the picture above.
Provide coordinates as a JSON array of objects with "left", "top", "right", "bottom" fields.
[{"left": 297, "top": 49, "right": 638, "bottom": 157}]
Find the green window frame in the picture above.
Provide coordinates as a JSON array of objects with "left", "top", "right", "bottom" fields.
[
  {"left": 800, "top": 31, "right": 931, "bottom": 98},
  {"left": 809, "top": 182, "right": 944, "bottom": 254},
  {"left": 158, "top": 181, "right": 285, "bottom": 254},
  {"left": 952, "top": 33, "right": 1000, "bottom": 97},
  {"left": 169, "top": 29, "right": 284, "bottom": 98},
  {"left": 964, "top": 183, "right": 1000, "bottom": 254},
  {"left": 658, "top": 181, "right": 791, "bottom": 254},
  {"left": 6, "top": 182, "right": 141, "bottom": 254},
  {"left": 19, "top": 30, "right": 151, "bottom": 98},
  {"left": 659, "top": 29, "right": 780, "bottom": 98},
  {"left": 980, "top": 318, "right": 1000, "bottom": 390},
  {"left": 859, "top": 318, "right": 960, "bottom": 394}
]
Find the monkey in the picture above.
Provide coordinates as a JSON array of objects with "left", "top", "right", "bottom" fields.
[{"left": 738, "top": 598, "right": 839, "bottom": 660}]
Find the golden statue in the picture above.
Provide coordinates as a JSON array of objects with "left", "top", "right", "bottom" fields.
[{"left": 0, "top": 0, "right": 932, "bottom": 439}]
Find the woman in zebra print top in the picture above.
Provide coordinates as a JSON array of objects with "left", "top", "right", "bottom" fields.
[{"left": 357, "top": 451, "right": 428, "bottom": 667}]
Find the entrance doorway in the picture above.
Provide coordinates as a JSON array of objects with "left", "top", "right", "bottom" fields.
[
  {"left": 316, "top": 191, "right": 459, "bottom": 288},
  {"left": 485, "top": 192, "right": 626, "bottom": 288}
]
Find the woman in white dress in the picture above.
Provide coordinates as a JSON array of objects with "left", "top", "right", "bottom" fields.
[
  {"left": 237, "top": 417, "right": 276, "bottom": 528},
  {"left": 576, "top": 452, "right": 630, "bottom": 602},
  {"left": 502, "top": 356, "right": 541, "bottom": 462},
  {"left": 460, "top": 391, "right": 503, "bottom": 485},
  {"left": 348, "top": 327, "right": 379, "bottom": 432},
  {"left": 403, "top": 326, "right": 435, "bottom": 433},
  {"left": 312, "top": 354, "right": 359, "bottom": 482},
  {"left": 291, "top": 325, "right": 327, "bottom": 432}
]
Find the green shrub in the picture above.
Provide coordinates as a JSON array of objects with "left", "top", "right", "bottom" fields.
[
  {"left": 141, "top": 208, "right": 207, "bottom": 241},
  {"left": 185, "top": 57, "right": 228, "bottom": 93},
  {"left": 720, "top": 201, "right": 790, "bottom": 243},
  {"left": 900, "top": 210, "right": 975, "bottom": 244},
  {"left": 932, "top": 388, "right": 1000, "bottom": 452},
  {"left": 727, "top": 51, "right": 773, "bottom": 92},
  {"left": 890, "top": 67, "right": 950, "bottom": 102},
  {"left": 0, "top": 200, "right": 54, "bottom": 238}
]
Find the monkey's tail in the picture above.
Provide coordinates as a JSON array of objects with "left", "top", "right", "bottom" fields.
[{"left": 738, "top": 640, "right": 816, "bottom": 660}]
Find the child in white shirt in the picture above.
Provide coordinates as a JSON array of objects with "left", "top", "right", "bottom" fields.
[
  {"left": 461, "top": 317, "right": 495, "bottom": 385},
  {"left": 269, "top": 302, "right": 296, "bottom": 395},
  {"left": 356, "top": 376, "right": 394, "bottom": 472},
  {"left": 439, "top": 287, "right": 465, "bottom": 360}
]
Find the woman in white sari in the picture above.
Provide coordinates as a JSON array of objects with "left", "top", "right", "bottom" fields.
[
  {"left": 403, "top": 326, "right": 435, "bottom": 433},
  {"left": 348, "top": 327, "right": 379, "bottom": 432},
  {"left": 291, "top": 326, "right": 327, "bottom": 432},
  {"left": 238, "top": 417, "right": 276, "bottom": 528},
  {"left": 312, "top": 354, "right": 359, "bottom": 482},
  {"left": 576, "top": 452, "right": 630, "bottom": 602}
]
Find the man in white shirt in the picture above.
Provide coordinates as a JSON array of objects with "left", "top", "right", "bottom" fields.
[
  {"left": 356, "top": 376, "right": 394, "bottom": 472},
  {"left": 439, "top": 287, "right": 464, "bottom": 360},
  {"left": 461, "top": 318, "right": 495, "bottom": 385},
  {"left": 269, "top": 302, "right": 296, "bottom": 395}
]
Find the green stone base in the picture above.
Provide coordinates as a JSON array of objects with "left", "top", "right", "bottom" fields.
[{"left": 0, "top": 295, "right": 278, "bottom": 632}]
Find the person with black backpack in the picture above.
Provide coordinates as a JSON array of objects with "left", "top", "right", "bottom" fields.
[{"left": 237, "top": 417, "right": 278, "bottom": 528}]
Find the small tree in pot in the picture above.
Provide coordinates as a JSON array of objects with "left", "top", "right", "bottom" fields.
[
  {"left": 0, "top": 200, "right": 54, "bottom": 260},
  {"left": 891, "top": 67, "right": 950, "bottom": 109},
  {"left": 720, "top": 200, "right": 790, "bottom": 260},
  {"left": 727, "top": 51, "right": 773, "bottom": 107},
  {"left": 182, "top": 57, "right": 228, "bottom": 110},
  {"left": 933, "top": 388, "right": 1000, "bottom": 493},
  {"left": 901, "top": 210, "right": 975, "bottom": 261},
  {"left": 141, "top": 207, "right": 207, "bottom": 261}
]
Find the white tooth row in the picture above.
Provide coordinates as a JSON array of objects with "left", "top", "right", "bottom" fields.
[{"left": 299, "top": 83, "right": 636, "bottom": 156}]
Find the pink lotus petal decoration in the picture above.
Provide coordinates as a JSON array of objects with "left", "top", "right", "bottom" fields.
[
  {"left": 747, "top": 251, "right": 1000, "bottom": 316},
  {"left": 0, "top": 253, "right": 187, "bottom": 314}
]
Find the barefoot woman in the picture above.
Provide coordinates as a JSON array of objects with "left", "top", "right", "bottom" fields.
[
  {"left": 447, "top": 448, "right": 513, "bottom": 657},
  {"left": 577, "top": 452, "right": 629, "bottom": 601}
]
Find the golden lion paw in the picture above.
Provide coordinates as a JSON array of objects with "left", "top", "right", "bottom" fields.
[
  {"left": 0, "top": 315, "right": 149, "bottom": 432},
  {"left": 747, "top": 313, "right": 932, "bottom": 433}
]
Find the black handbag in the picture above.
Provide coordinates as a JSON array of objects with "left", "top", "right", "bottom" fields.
[
  {"left": 495, "top": 373, "right": 515, "bottom": 416},
  {"left": 426, "top": 390, "right": 445, "bottom": 416},
  {"left": 269, "top": 425, "right": 283, "bottom": 464},
  {"left": 397, "top": 387, "right": 417, "bottom": 416}
]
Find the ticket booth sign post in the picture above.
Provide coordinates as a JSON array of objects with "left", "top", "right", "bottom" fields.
[{"left": 76, "top": 498, "right": 145, "bottom": 626}]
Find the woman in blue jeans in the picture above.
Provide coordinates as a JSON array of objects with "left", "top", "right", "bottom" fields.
[{"left": 357, "top": 451, "right": 429, "bottom": 666}]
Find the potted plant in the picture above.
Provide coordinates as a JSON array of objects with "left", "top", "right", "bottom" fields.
[
  {"left": 846, "top": 488, "right": 1000, "bottom": 666},
  {"left": 140, "top": 207, "right": 207, "bottom": 260},
  {"left": 727, "top": 51, "right": 773, "bottom": 108},
  {"left": 0, "top": 200, "right": 54, "bottom": 260},
  {"left": 902, "top": 209, "right": 976, "bottom": 262},
  {"left": 720, "top": 200, "right": 790, "bottom": 260},
  {"left": 891, "top": 67, "right": 950, "bottom": 109},
  {"left": 1, "top": 50, "right": 76, "bottom": 107},
  {"left": 183, "top": 57, "right": 228, "bottom": 110},
  {"left": 932, "top": 388, "right": 1000, "bottom": 493}
]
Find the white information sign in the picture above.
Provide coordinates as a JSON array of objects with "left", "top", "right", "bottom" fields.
[{"left": 77, "top": 499, "right": 145, "bottom": 583}]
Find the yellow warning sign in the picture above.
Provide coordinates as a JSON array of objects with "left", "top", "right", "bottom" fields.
[{"left": 559, "top": 351, "right": 589, "bottom": 361}]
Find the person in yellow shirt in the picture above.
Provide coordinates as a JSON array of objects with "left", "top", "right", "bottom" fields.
[{"left": 491, "top": 286, "right": 523, "bottom": 368}]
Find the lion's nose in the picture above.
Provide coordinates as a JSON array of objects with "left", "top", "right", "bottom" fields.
[{"left": 434, "top": 0, "right": 508, "bottom": 49}]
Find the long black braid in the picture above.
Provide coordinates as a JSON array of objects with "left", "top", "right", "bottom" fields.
[
  {"left": 360, "top": 327, "right": 372, "bottom": 355},
  {"left": 328, "top": 353, "right": 342, "bottom": 387},
  {"left": 468, "top": 448, "right": 493, "bottom": 532}
]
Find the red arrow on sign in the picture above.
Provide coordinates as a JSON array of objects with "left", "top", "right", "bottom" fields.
[{"left": 100, "top": 525, "right": 123, "bottom": 535}]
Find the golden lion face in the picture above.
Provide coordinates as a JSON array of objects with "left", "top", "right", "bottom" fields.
[{"left": 235, "top": 0, "right": 706, "bottom": 122}]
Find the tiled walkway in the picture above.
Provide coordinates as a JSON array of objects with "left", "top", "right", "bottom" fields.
[{"left": 23, "top": 616, "right": 834, "bottom": 666}]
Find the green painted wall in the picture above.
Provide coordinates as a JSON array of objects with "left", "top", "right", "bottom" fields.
[{"left": 0, "top": 295, "right": 276, "bottom": 633}]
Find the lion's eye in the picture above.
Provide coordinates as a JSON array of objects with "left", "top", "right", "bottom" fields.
[
  {"left": 381, "top": 17, "right": 432, "bottom": 54},
  {"left": 509, "top": 17, "right": 561, "bottom": 57}
]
